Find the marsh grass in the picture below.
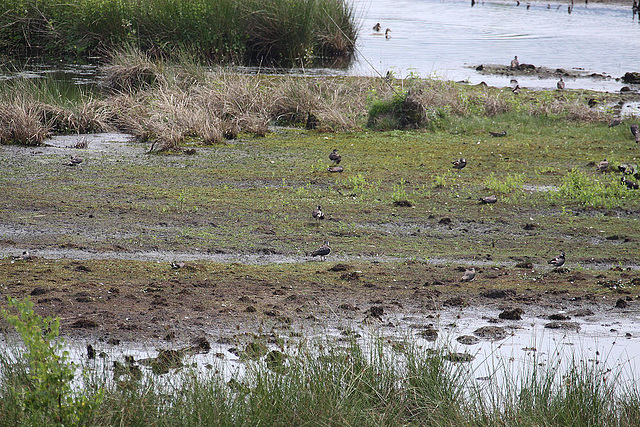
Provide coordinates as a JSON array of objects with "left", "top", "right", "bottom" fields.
[
  {"left": 0, "top": 0, "right": 356, "bottom": 66},
  {"left": 554, "top": 169, "right": 635, "bottom": 209},
  {"left": 2, "top": 321, "right": 640, "bottom": 426},
  {"left": 483, "top": 172, "right": 525, "bottom": 194}
]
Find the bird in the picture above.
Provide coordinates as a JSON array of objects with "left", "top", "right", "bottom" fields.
[
  {"left": 510, "top": 55, "right": 519, "bottom": 69},
  {"left": 66, "top": 155, "right": 83, "bottom": 166},
  {"left": 631, "top": 124, "right": 640, "bottom": 143},
  {"left": 489, "top": 130, "right": 507, "bottom": 137},
  {"left": 452, "top": 158, "right": 467, "bottom": 169},
  {"left": 312, "top": 205, "right": 325, "bottom": 220},
  {"left": 461, "top": 267, "right": 476, "bottom": 282},
  {"left": 373, "top": 22, "right": 382, "bottom": 32},
  {"left": 608, "top": 118, "right": 621, "bottom": 128},
  {"left": 310, "top": 241, "right": 331, "bottom": 261},
  {"left": 557, "top": 77, "right": 565, "bottom": 90},
  {"left": 385, "top": 28, "right": 392, "bottom": 39},
  {"left": 621, "top": 176, "right": 639, "bottom": 189},
  {"left": 548, "top": 252, "right": 566, "bottom": 268},
  {"left": 596, "top": 159, "right": 609, "bottom": 172},
  {"left": 618, "top": 164, "right": 637, "bottom": 175},
  {"left": 170, "top": 261, "right": 185, "bottom": 269},
  {"left": 329, "top": 149, "right": 342, "bottom": 164},
  {"left": 512, "top": 85, "right": 521, "bottom": 94},
  {"left": 479, "top": 195, "right": 497, "bottom": 204},
  {"left": 327, "top": 166, "right": 344, "bottom": 173}
]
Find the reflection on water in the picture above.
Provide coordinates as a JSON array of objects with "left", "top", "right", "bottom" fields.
[
  {"left": 350, "top": 0, "right": 640, "bottom": 91},
  {"left": 1, "top": 0, "right": 639, "bottom": 93}
]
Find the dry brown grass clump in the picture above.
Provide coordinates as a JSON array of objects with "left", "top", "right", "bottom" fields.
[{"left": 0, "top": 97, "right": 51, "bottom": 146}]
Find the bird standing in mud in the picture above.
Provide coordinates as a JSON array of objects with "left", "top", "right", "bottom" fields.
[
  {"left": 329, "top": 149, "right": 342, "bottom": 164},
  {"left": 510, "top": 55, "right": 519, "bottom": 69},
  {"left": 557, "top": 77, "right": 565, "bottom": 90},
  {"left": 312, "top": 205, "right": 325, "bottom": 220},
  {"left": 452, "top": 158, "right": 467, "bottom": 169},
  {"left": 310, "top": 241, "right": 331, "bottom": 261},
  {"left": 631, "top": 124, "right": 640, "bottom": 143},
  {"left": 461, "top": 267, "right": 476, "bottom": 282},
  {"left": 596, "top": 159, "right": 609, "bottom": 172},
  {"left": 548, "top": 251, "right": 565, "bottom": 268}
]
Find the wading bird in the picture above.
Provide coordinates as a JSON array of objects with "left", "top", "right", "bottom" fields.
[
  {"left": 452, "top": 158, "right": 467, "bottom": 169},
  {"left": 329, "top": 149, "right": 342, "bottom": 164},
  {"left": 312, "top": 205, "right": 325, "bottom": 220},
  {"left": 548, "top": 251, "right": 565, "bottom": 268},
  {"left": 461, "top": 267, "right": 476, "bottom": 282},
  {"left": 310, "top": 241, "right": 331, "bottom": 261}
]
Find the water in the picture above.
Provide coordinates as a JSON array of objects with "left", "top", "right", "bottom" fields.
[{"left": 350, "top": 0, "right": 640, "bottom": 91}]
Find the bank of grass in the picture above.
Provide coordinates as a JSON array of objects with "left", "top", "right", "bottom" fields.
[
  {"left": 1, "top": 297, "right": 639, "bottom": 426},
  {"left": 0, "top": 51, "right": 624, "bottom": 149},
  {"left": 0, "top": 0, "right": 356, "bottom": 66}
]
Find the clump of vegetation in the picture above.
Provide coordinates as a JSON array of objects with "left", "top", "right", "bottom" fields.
[
  {"left": 483, "top": 172, "right": 525, "bottom": 193},
  {"left": 0, "top": 0, "right": 356, "bottom": 66},
  {"left": 554, "top": 169, "right": 634, "bottom": 209},
  {"left": 0, "top": 297, "right": 102, "bottom": 425}
]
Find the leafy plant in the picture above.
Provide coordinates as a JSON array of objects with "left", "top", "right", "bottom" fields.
[{"left": 1, "top": 297, "right": 102, "bottom": 426}]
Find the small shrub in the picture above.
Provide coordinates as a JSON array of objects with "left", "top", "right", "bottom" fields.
[
  {"left": 483, "top": 172, "right": 525, "bottom": 193},
  {"left": 554, "top": 169, "right": 631, "bottom": 209}
]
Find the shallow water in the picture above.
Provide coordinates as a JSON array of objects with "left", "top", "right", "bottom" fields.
[{"left": 350, "top": 0, "right": 640, "bottom": 91}]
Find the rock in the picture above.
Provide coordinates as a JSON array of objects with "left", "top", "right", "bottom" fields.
[
  {"left": 338, "top": 303, "right": 359, "bottom": 311},
  {"left": 548, "top": 313, "right": 571, "bottom": 320},
  {"left": 416, "top": 326, "right": 438, "bottom": 342},
  {"left": 70, "top": 318, "right": 98, "bottom": 329},
  {"left": 499, "top": 308, "right": 524, "bottom": 320},
  {"left": 446, "top": 352, "right": 474, "bottom": 362},
  {"left": 393, "top": 200, "right": 413, "bottom": 207},
  {"left": 615, "top": 298, "right": 629, "bottom": 309},
  {"left": 622, "top": 72, "right": 640, "bottom": 84},
  {"left": 366, "top": 306, "right": 384, "bottom": 319},
  {"left": 456, "top": 335, "right": 480, "bottom": 345},
  {"left": 30, "top": 287, "right": 47, "bottom": 296},
  {"left": 515, "top": 262, "right": 533, "bottom": 269},
  {"left": 544, "top": 321, "right": 580, "bottom": 331},
  {"left": 341, "top": 271, "right": 361, "bottom": 281},
  {"left": 328, "top": 263, "right": 351, "bottom": 272},
  {"left": 443, "top": 296, "right": 467, "bottom": 307},
  {"left": 245, "top": 305, "right": 257, "bottom": 313},
  {"left": 473, "top": 326, "right": 509, "bottom": 340},
  {"left": 482, "top": 289, "right": 516, "bottom": 299},
  {"left": 568, "top": 308, "right": 594, "bottom": 317}
]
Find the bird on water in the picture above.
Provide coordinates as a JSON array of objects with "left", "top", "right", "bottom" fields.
[
  {"left": 510, "top": 55, "right": 519, "bottom": 69},
  {"left": 373, "top": 22, "right": 382, "bottom": 32}
]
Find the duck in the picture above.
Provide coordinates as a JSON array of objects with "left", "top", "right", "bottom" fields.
[
  {"left": 385, "top": 28, "right": 392, "bottom": 39},
  {"left": 460, "top": 267, "right": 476, "bottom": 282},
  {"left": 329, "top": 149, "right": 342, "bottom": 164},
  {"left": 596, "top": 159, "right": 609, "bottom": 172},
  {"left": 373, "top": 22, "right": 382, "bottom": 32},
  {"left": 557, "top": 77, "right": 565, "bottom": 90},
  {"left": 312, "top": 205, "right": 325, "bottom": 220},
  {"left": 631, "top": 124, "right": 639, "bottom": 142},
  {"left": 510, "top": 55, "right": 519, "bottom": 69},
  {"left": 479, "top": 195, "right": 497, "bottom": 204},
  {"left": 452, "top": 158, "right": 467, "bottom": 169},
  {"left": 548, "top": 251, "right": 565, "bottom": 268},
  {"left": 310, "top": 241, "right": 331, "bottom": 261}
]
